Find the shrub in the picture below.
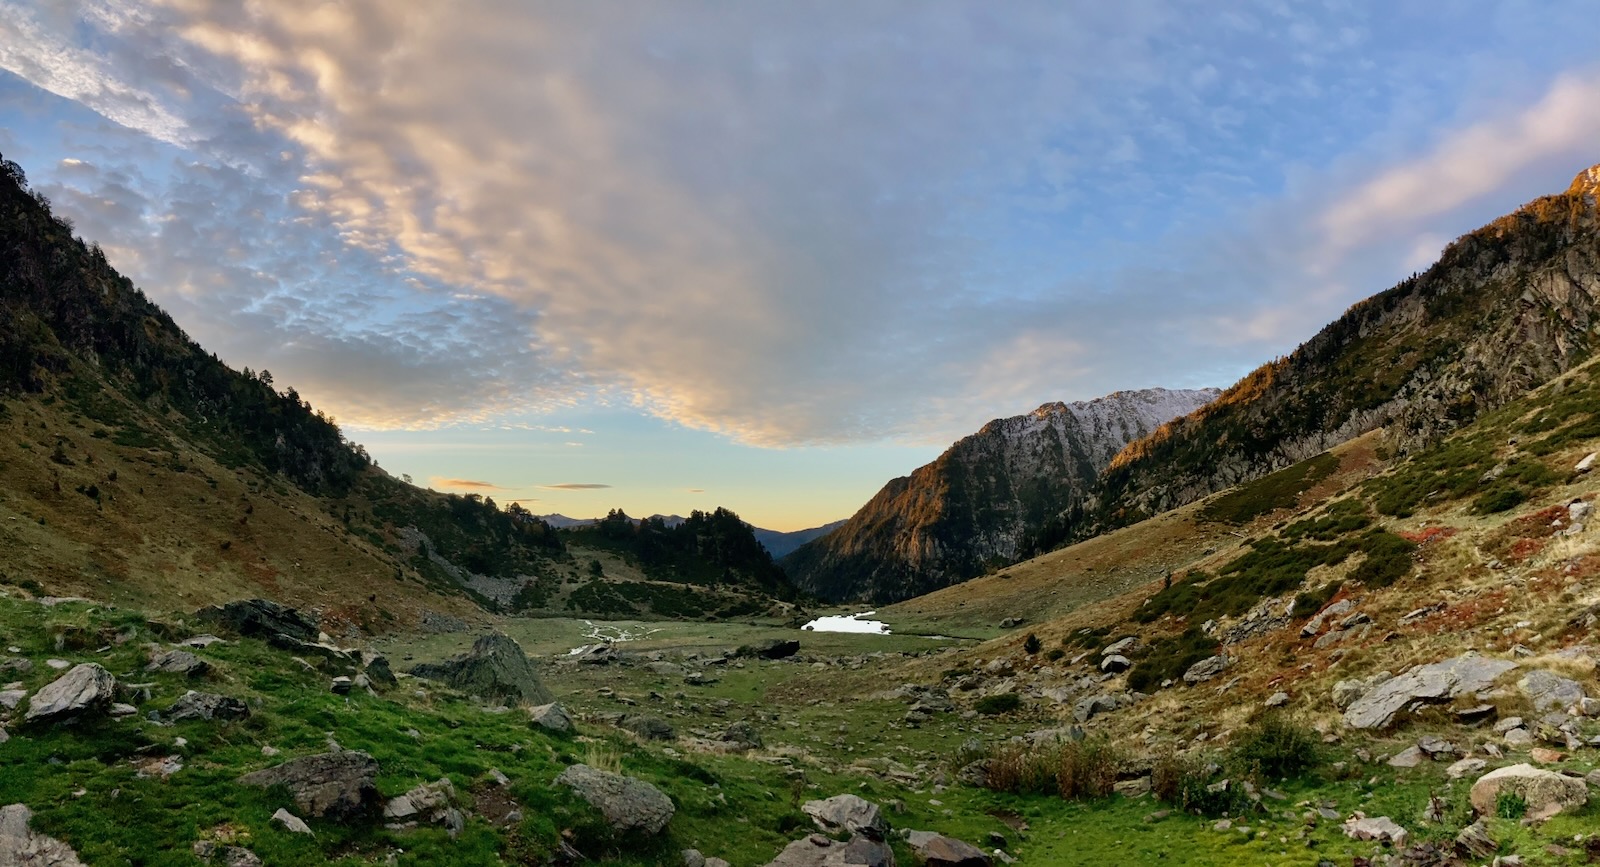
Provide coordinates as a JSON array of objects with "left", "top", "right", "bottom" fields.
[
  {"left": 981, "top": 738, "right": 1124, "bottom": 801},
  {"left": 1126, "top": 627, "right": 1218, "bottom": 693},
  {"left": 1495, "top": 790, "right": 1527, "bottom": 820},
  {"left": 975, "top": 693, "right": 1022, "bottom": 715},
  {"left": 1347, "top": 530, "right": 1417, "bottom": 589},
  {"left": 1229, "top": 715, "right": 1321, "bottom": 780},
  {"left": 1045, "top": 648, "right": 1065, "bottom": 662},
  {"left": 1022, "top": 633, "right": 1042, "bottom": 655},
  {"left": 1056, "top": 738, "right": 1123, "bottom": 800}
]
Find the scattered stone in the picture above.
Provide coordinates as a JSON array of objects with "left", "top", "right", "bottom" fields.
[
  {"left": 906, "top": 829, "right": 992, "bottom": 866},
  {"left": 1529, "top": 747, "right": 1565, "bottom": 764},
  {"left": 1503, "top": 728, "right": 1533, "bottom": 747},
  {"left": 180, "top": 635, "right": 225, "bottom": 649},
  {"left": 1072, "top": 693, "right": 1122, "bottom": 723},
  {"left": 1416, "top": 736, "right": 1458, "bottom": 759},
  {"left": 1469, "top": 764, "right": 1588, "bottom": 818},
  {"left": 23, "top": 663, "right": 116, "bottom": 726},
  {"left": 801, "top": 794, "right": 888, "bottom": 839},
  {"left": 1342, "top": 814, "right": 1408, "bottom": 847},
  {"left": 1099, "top": 655, "right": 1130, "bottom": 674},
  {"left": 0, "top": 658, "right": 32, "bottom": 676},
  {"left": 1182, "top": 655, "right": 1229, "bottom": 684},
  {"left": 1447, "top": 758, "right": 1488, "bottom": 780},
  {"left": 1265, "top": 691, "right": 1290, "bottom": 708},
  {"left": 146, "top": 650, "right": 208, "bottom": 678},
  {"left": 0, "top": 689, "right": 24, "bottom": 710},
  {"left": 0, "top": 803, "right": 86, "bottom": 866},
  {"left": 0, "top": 727, "right": 8, "bottom": 744},
  {"left": 1331, "top": 679, "right": 1368, "bottom": 710},
  {"left": 721, "top": 720, "right": 763, "bottom": 749},
  {"left": 270, "top": 808, "right": 313, "bottom": 835},
  {"left": 109, "top": 703, "right": 137, "bottom": 718},
  {"left": 166, "top": 691, "right": 250, "bottom": 722},
  {"left": 1576, "top": 452, "right": 1597, "bottom": 473},
  {"left": 1387, "top": 747, "right": 1424, "bottom": 768},
  {"left": 555, "top": 764, "right": 674, "bottom": 835},
  {"left": 1454, "top": 820, "right": 1498, "bottom": 859},
  {"left": 1343, "top": 655, "right": 1518, "bottom": 730},
  {"left": 763, "top": 833, "right": 892, "bottom": 867},
  {"left": 529, "top": 702, "right": 573, "bottom": 733},
  {"left": 45, "top": 659, "right": 70, "bottom": 670},
  {"left": 239, "top": 751, "right": 381, "bottom": 822},
  {"left": 359, "top": 652, "right": 396, "bottom": 688},
  {"left": 999, "top": 617, "right": 1024, "bottom": 629},
  {"left": 407, "top": 633, "right": 553, "bottom": 705},
  {"left": 330, "top": 676, "right": 353, "bottom": 695}
]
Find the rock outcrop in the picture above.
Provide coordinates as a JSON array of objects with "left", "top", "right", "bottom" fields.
[
  {"left": 195, "top": 599, "right": 318, "bottom": 644},
  {"left": 408, "top": 632, "right": 553, "bottom": 705},
  {"left": 238, "top": 751, "right": 381, "bottom": 822},
  {"left": 764, "top": 833, "right": 894, "bottom": 867},
  {"left": 1343, "top": 655, "right": 1517, "bottom": 729},
  {"left": 555, "top": 764, "right": 674, "bottom": 835},
  {"left": 23, "top": 663, "right": 116, "bottom": 726},
  {"left": 801, "top": 794, "right": 888, "bottom": 840},
  {"left": 0, "top": 804, "right": 86, "bottom": 866},
  {"left": 906, "top": 830, "right": 991, "bottom": 866},
  {"left": 166, "top": 691, "right": 251, "bottom": 723}
]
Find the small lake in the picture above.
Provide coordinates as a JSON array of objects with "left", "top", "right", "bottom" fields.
[{"left": 801, "top": 611, "right": 891, "bottom": 634}]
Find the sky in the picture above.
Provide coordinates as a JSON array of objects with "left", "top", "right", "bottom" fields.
[{"left": 3, "top": 2, "right": 1600, "bottom": 531}]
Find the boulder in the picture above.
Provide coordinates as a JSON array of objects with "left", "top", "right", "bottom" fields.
[
  {"left": 0, "top": 803, "right": 86, "bottom": 866},
  {"left": 1102, "top": 637, "right": 1136, "bottom": 657},
  {"left": 1343, "top": 655, "right": 1517, "bottom": 729},
  {"left": 621, "top": 714, "right": 675, "bottom": 741},
  {"left": 146, "top": 650, "right": 209, "bottom": 678},
  {"left": 1468, "top": 764, "right": 1588, "bottom": 818},
  {"left": 271, "top": 809, "right": 313, "bottom": 835},
  {"left": 1446, "top": 757, "right": 1488, "bottom": 780},
  {"left": 555, "top": 764, "right": 674, "bottom": 835},
  {"left": 764, "top": 833, "right": 894, "bottom": 867},
  {"left": 1072, "top": 693, "right": 1121, "bottom": 723},
  {"left": 1099, "top": 655, "right": 1130, "bottom": 674},
  {"left": 906, "top": 830, "right": 990, "bottom": 866},
  {"left": 195, "top": 599, "right": 318, "bottom": 644},
  {"left": 1518, "top": 670, "right": 1586, "bottom": 713},
  {"left": 1454, "top": 819, "right": 1497, "bottom": 859},
  {"left": 1182, "top": 655, "right": 1229, "bottom": 684},
  {"left": 238, "top": 751, "right": 381, "bottom": 822},
  {"left": 384, "top": 778, "right": 460, "bottom": 834},
  {"left": 530, "top": 702, "right": 573, "bottom": 733},
  {"left": 721, "top": 720, "right": 764, "bottom": 749},
  {"left": 23, "top": 663, "right": 116, "bottom": 726},
  {"left": 737, "top": 639, "right": 801, "bottom": 660},
  {"left": 801, "top": 794, "right": 888, "bottom": 840},
  {"left": 359, "top": 652, "right": 397, "bottom": 688},
  {"left": 1341, "top": 814, "right": 1407, "bottom": 847},
  {"left": 407, "top": 633, "right": 553, "bottom": 705},
  {"left": 166, "top": 691, "right": 250, "bottom": 722},
  {"left": 0, "top": 689, "right": 24, "bottom": 710},
  {"left": 1330, "top": 678, "right": 1367, "bottom": 710}
]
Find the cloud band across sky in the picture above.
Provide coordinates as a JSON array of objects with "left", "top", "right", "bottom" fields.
[{"left": 3, "top": 0, "right": 1599, "bottom": 457}]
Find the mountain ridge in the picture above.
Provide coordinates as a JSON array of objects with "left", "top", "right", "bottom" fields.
[{"left": 784, "top": 386, "right": 1220, "bottom": 602}]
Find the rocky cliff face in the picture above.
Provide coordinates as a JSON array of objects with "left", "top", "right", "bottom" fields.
[
  {"left": 783, "top": 387, "right": 1219, "bottom": 602},
  {"left": 1084, "top": 164, "right": 1600, "bottom": 531}
]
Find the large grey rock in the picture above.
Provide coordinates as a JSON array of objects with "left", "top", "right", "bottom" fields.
[
  {"left": 1343, "top": 656, "right": 1518, "bottom": 729},
  {"left": 0, "top": 803, "right": 86, "bottom": 866},
  {"left": 1468, "top": 763, "right": 1588, "bottom": 817},
  {"left": 408, "top": 633, "right": 553, "bottom": 705},
  {"left": 621, "top": 714, "right": 675, "bottom": 741},
  {"left": 1182, "top": 655, "right": 1229, "bottom": 684},
  {"left": 906, "top": 831, "right": 991, "bottom": 866},
  {"left": 1073, "top": 693, "right": 1121, "bottom": 723},
  {"left": 166, "top": 691, "right": 250, "bottom": 722},
  {"left": 530, "top": 702, "right": 573, "bottom": 733},
  {"left": 1518, "top": 670, "right": 1587, "bottom": 712},
  {"left": 1341, "top": 815, "right": 1407, "bottom": 847},
  {"left": 801, "top": 794, "right": 888, "bottom": 840},
  {"left": 1099, "top": 655, "right": 1130, "bottom": 674},
  {"left": 764, "top": 833, "right": 894, "bottom": 867},
  {"left": 146, "top": 649, "right": 209, "bottom": 678},
  {"left": 195, "top": 599, "right": 318, "bottom": 644},
  {"left": 555, "top": 764, "right": 674, "bottom": 835},
  {"left": 239, "top": 751, "right": 381, "bottom": 822},
  {"left": 23, "top": 663, "right": 116, "bottom": 726}
]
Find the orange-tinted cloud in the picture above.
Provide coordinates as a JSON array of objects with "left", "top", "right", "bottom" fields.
[
  {"left": 539, "top": 483, "right": 611, "bottom": 490},
  {"left": 432, "top": 477, "right": 508, "bottom": 490}
]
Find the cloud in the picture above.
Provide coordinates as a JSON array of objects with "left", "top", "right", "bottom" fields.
[
  {"left": 1319, "top": 71, "right": 1600, "bottom": 256},
  {"left": 4, "top": 1, "right": 1599, "bottom": 449},
  {"left": 540, "top": 483, "right": 612, "bottom": 491},
  {"left": 686, "top": 488, "right": 706, "bottom": 494},
  {"left": 431, "top": 477, "right": 507, "bottom": 490}
]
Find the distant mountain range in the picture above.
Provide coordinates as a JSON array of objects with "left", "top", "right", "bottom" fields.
[
  {"left": 783, "top": 387, "right": 1220, "bottom": 602},
  {"left": 539, "top": 513, "right": 844, "bottom": 559}
]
